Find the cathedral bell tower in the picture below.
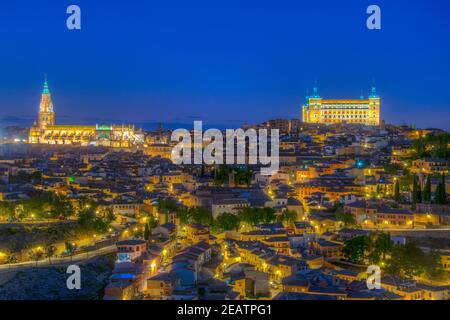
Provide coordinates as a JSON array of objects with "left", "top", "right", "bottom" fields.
[{"left": 38, "top": 77, "right": 55, "bottom": 129}]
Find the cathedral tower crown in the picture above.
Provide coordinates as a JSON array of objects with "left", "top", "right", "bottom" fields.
[{"left": 38, "top": 76, "right": 55, "bottom": 129}]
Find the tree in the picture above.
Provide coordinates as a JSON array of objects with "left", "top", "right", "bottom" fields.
[
  {"left": 387, "top": 242, "right": 426, "bottom": 279},
  {"left": 376, "top": 184, "right": 382, "bottom": 195},
  {"left": 259, "top": 208, "right": 276, "bottom": 224},
  {"left": 144, "top": 222, "right": 150, "bottom": 241},
  {"left": 214, "top": 212, "right": 241, "bottom": 231},
  {"left": 422, "top": 175, "right": 431, "bottom": 203},
  {"left": 394, "top": 179, "right": 401, "bottom": 202},
  {"left": 65, "top": 241, "right": 75, "bottom": 261},
  {"left": 412, "top": 175, "right": 422, "bottom": 204},
  {"left": 435, "top": 174, "right": 447, "bottom": 205},
  {"left": 5, "top": 254, "right": 19, "bottom": 265},
  {"left": 29, "top": 249, "right": 44, "bottom": 267},
  {"left": 368, "top": 232, "right": 392, "bottom": 265},
  {"left": 343, "top": 235, "right": 369, "bottom": 264},
  {"left": 44, "top": 244, "right": 56, "bottom": 264},
  {"left": 424, "top": 249, "right": 446, "bottom": 281},
  {"left": 335, "top": 209, "right": 357, "bottom": 227},
  {"left": 190, "top": 207, "right": 214, "bottom": 225},
  {"left": 157, "top": 198, "right": 179, "bottom": 213},
  {"left": 176, "top": 208, "right": 192, "bottom": 225},
  {"left": 147, "top": 215, "right": 159, "bottom": 236},
  {"left": 277, "top": 210, "right": 298, "bottom": 226}
]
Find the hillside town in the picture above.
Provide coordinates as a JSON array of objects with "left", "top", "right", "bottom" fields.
[{"left": 1, "top": 118, "right": 449, "bottom": 300}]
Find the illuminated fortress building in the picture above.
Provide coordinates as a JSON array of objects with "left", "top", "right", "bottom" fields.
[
  {"left": 29, "top": 79, "right": 144, "bottom": 147},
  {"left": 301, "top": 87, "right": 380, "bottom": 126}
]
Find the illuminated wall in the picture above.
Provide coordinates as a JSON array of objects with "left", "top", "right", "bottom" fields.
[{"left": 302, "top": 87, "right": 380, "bottom": 126}]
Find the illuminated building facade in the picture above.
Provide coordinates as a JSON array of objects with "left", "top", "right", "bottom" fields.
[
  {"left": 302, "top": 87, "right": 380, "bottom": 126},
  {"left": 29, "top": 80, "right": 144, "bottom": 147}
]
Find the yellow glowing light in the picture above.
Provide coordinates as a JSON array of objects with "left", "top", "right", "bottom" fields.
[
  {"left": 426, "top": 214, "right": 431, "bottom": 219},
  {"left": 383, "top": 220, "right": 389, "bottom": 225}
]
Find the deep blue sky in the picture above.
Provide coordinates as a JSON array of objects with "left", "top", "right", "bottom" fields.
[{"left": 0, "top": 0, "right": 449, "bottom": 130}]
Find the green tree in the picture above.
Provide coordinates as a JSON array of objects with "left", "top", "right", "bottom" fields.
[
  {"left": 412, "top": 175, "right": 422, "bottom": 204},
  {"left": 144, "top": 222, "right": 150, "bottom": 241},
  {"left": 387, "top": 242, "right": 425, "bottom": 279},
  {"left": 5, "top": 254, "right": 19, "bottom": 265},
  {"left": 157, "top": 198, "right": 179, "bottom": 213},
  {"left": 44, "top": 244, "right": 56, "bottom": 264},
  {"left": 394, "top": 179, "right": 401, "bottom": 202},
  {"left": 424, "top": 249, "right": 446, "bottom": 281},
  {"left": 190, "top": 207, "right": 214, "bottom": 225},
  {"left": 147, "top": 215, "right": 159, "bottom": 236},
  {"left": 277, "top": 210, "right": 298, "bottom": 226},
  {"left": 214, "top": 212, "right": 241, "bottom": 231},
  {"left": 343, "top": 235, "right": 369, "bottom": 264},
  {"left": 29, "top": 249, "right": 44, "bottom": 267},
  {"left": 435, "top": 174, "right": 447, "bottom": 205},
  {"left": 367, "top": 232, "right": 392, "bottom": 265},
  {"left": 335, "top": 208, "right": 357, "bottom": 227},
  {"left": 376, "top": 184, "right": 382, "bottom": 195},
  {"left": 64, "top": 241, "right": 76, "bottom": 261},
  {"left": 422, "top": 175, "right": 431, "bottom": 203},
  {"left": 176, "top": 208, "right": 192, "bottom": 225}
]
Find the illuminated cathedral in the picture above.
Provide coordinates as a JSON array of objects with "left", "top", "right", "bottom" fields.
[{"left": 29, "top": 79, "right": 144, "bottom": 147}]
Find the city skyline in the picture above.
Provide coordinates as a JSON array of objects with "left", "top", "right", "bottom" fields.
[
  {"left": 0, "top": 1, "right": 449, "bottom": 304},
  {"left": 0, "top": 0, "right": 449, "bottom": 130}
]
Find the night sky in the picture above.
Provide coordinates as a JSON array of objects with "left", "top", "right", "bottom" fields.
[{"left": 0, "top": 0, "right": 449, "bottom": 130}]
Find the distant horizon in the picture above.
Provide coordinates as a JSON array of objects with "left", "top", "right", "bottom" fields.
[{"left": 0, "top": 111, "right": 448, "bottom": 132}]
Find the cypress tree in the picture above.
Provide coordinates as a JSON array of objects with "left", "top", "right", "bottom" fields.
[
  {"left": 394, "top": 179, "right": 400, "bottom": 202},
  {"left": 435, "top": 181, "right": 442, "bottom": 204},
  {"left": 442, "top": 174, "right": 447, "bottom": 204},
  {"left": 412, "top": 175, "right": 419, "bottom": 203},
  {"left": 144, "top": 223, "right": 150, "bottom": 241},
  {"left": 417, "top": 177, "right": 422, "bottom": 203},
  {"left": 436, "top": 174, "right": 447, "bottom": 205},
  {"left": 423, "top": 175, "right": 431, "bottom": 202}
]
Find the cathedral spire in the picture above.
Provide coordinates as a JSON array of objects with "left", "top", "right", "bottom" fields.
[
  {"left": 38, "top": 75, "right": 55, "bottom": 129},
  {"left": 42, "top": 74, "right": 50, "bottom": 94}
]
